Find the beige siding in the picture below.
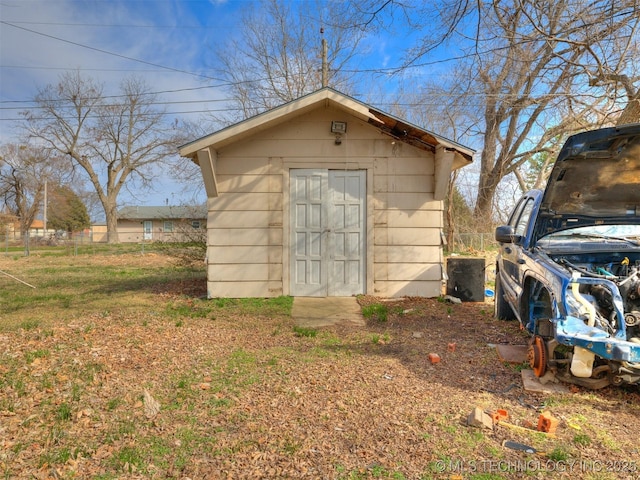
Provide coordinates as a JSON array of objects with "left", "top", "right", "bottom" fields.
[
  {"left": 206, "top": 279, "right": 283, "bottom": 298},
  {"left": 372, "top": 152, "right": 444, "bottom": 297},
  {"left": 374, "top": 155, "right": 434, "bottom": 175},
  {"left": 373, "top": 193, "right": 440, "bottom": 210},
  {"left": 374, "top": 280, "right": 442, "bottom": 297},
  {"left": 374, "top": 263, "right": 442, "bottom": 281},
  {"left": 217, "top": 174, "right": 282, "bottom": 193},
  {"left": 208, "top": 210, "right": 281, "bottom": 229},
  {"left": 209, "top": 264, "right": 281, "bottom": 282},
  {"left": 204, "top": 105, "right": 445, "bottom": 298},
  {"left": 117, "top": 219, "right": 145, "bottom": 243},
  {"left": 208, "top": 192, "right": 282, "bottom": 211},
  {"left": 375, "top": 228, "right": 441, "bottom": 246},
  {"left": 373, "top": 245, "right": 441, "bottom": 263},
  {"left": 91, "top": 225, "right": 108, "bottom": 243},
  {"left": 373, "top": 174, "right": 434, "bottom": 193},
  {"left": 208, "top": 245, "right": 282, "bottom": 264},
  {"left": 208, "top": 228, "right": 281, "bottom": 246},
  {"left": 215, "top": 157, "right": 275, "bottom": 175},
  {"left": 373, "top": 209, "right": 443, "bottom": 228}
]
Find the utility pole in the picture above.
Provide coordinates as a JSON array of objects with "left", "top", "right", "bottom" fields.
[
  {"left": 43, "top": 180, "right": 47, "bottom": 235},
  {"left": 321, "top": 28, "right": 328, "bottom": 88}
]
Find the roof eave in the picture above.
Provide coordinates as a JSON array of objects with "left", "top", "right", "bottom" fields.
[{"left": 367, "top": 108, "right": 474, "bottom": 165}]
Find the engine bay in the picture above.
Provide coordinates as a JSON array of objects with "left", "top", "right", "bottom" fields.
[{"left": 552, "top": 253, "right": 640, "bottom": 343}]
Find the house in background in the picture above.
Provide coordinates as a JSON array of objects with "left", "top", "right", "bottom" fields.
[
  {"left": 117, "top": 206, "right": 207, "bottom": 243},
  {"left": 0, "top": 215, "right": 56, "bottom": 242},
  {"left": 0, "top": 212, "right": 19, "bottom": 241},
  {"left": 28, "top": 219, "right": 48, "bottom": 238},
  {"left": 179, "top": 87, "right": 474, "bottom": 298}
]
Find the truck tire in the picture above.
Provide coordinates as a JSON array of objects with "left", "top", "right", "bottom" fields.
[{"left": 495, "top": 271, "right": 516, "bottom": 321}]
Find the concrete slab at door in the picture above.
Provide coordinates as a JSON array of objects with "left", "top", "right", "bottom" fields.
[{"left": 292, "top": 297, "right": 365, "bottom": 327}]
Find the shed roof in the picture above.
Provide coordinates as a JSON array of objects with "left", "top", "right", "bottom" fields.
[
  {"left": 179, "top": 87, "right": 475, "bottom": 163},
  {"left": 118, "top": 206, "right": 206, "bottom": 220}
]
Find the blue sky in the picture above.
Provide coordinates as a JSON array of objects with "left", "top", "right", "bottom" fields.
[
  {"left": 0, "top": 0, "right": 452, "bottom": 209},
  {"left": 1, "top": 1, "right": 254, "bottom": 208}
]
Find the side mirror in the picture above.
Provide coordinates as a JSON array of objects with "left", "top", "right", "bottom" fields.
[{"left": 495, "top": 225, "right": 519, "bottom": 244}]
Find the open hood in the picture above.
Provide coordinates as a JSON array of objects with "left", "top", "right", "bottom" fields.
[{"left": 536, "top": 124, "right": 640, "bottom": 238}]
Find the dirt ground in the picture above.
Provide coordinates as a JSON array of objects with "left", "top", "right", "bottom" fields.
[{"left": 2, "top": 257, "right": 640, "bottom": 479}]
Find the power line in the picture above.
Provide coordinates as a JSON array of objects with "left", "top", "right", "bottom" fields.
[
  {"left": 0, "top": 65, "right": 186, "bottom": 73},
  {"left": 0, "top": 89, "right": 592, "bottom": 110},
  {"left": 0, "top": 97, "right": 231, "bottom": 111},
  {"left": 0, "top": 94, "right": 602, "bottom": 122},
  {"left": 0, "top": 84, "right": 231, "bottom": 106},
  {"left": 1, "top": 21, "right": 219, "bottom": 81},
  {"left": 3, "top": 20, "right": 217, "bottom": 29},
  {"left": 0, "top": 108, "right": 244, "bottom": 122},
  {"left": 0, "top": 79, "right": 283, "bottom": 107}
]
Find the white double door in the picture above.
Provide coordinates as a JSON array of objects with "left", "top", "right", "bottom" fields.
[{"left": 290, "top": 169, "right": 366, "bottom": 297}]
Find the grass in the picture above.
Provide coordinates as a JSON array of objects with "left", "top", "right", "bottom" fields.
[
  {"left": 362, "top": 303, "right": 389, "bottom": 322},
  {"left": 55, "top": 402, "right": 73, "bottom": 421},
  {"left": 1, "top": 241, "right": 166, "bottom": 257},
  {"left": 573, "top": 433, "right": 592, "bottom": 446},
  {"left": 24, "top": 349, "right": 49, "bottom": 363},
  {"left": 371, "top": 333, "right": 390, "bottom": 344},
  {"left": 111, "top": 446, "right": 145, "bottom": 473},
  {"left": 0, "top": 256, "right": 205, "bottom": 333},
  {"left": 505, "top": 361, "right": 530, "bottom": 372},
  {"left": 293, "top": 325, "right": 318, "bottom": 337},
  {"left": 2, "top": 252, "right": 639, "bottom": 479},
  {"left": 212, "top": 296, "right": 293, "bottom": 316}
]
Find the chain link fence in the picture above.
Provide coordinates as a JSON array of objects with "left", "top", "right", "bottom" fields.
[
  {"left": 1, "top": 229, "right": 163, "bottom": 257},
  {"left": 447, "top": 232, "right": 498, "bottom": 254},
  {"left": 3, "top": 226, "right": 498, "bottom": 258}
]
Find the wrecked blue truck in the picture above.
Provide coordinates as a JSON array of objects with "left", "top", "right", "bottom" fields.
[{"left": 494, "top": 124, "right": 640, "bottom": 388}]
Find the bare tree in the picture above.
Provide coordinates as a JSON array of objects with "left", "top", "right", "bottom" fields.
[
  {"left": 516, "top": 1, "right": 640, "bottom": 126},
  {"left": 23, "top": 72, "right": 181, "bottom": 243},
  {"left": 401, "top": 0, "right": 640, "bottom": 221},
  {"left": 0, "top": 143, "right": 63, "bottom": 239},
  {"left": 210, "top": 0, "right": 390, "bottom": 123}
]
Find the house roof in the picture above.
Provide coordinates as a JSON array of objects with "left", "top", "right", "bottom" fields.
[
  {"left": 178, "top": 87, "right": 475, "bottom": 163},
  {"left": 118, "top": 206, "right": 206, "bottom": 220}
]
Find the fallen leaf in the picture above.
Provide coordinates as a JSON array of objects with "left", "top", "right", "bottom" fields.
[{"left": 143, "top": 389, "right": 161, "bottom": 419}]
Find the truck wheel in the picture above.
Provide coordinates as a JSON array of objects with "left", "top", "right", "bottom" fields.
[
  {"left": 495, "top": 272, "right": 516, "bottom": 321},
  {"left": 528, "top": 335, "right": 547, "bottom": 377}
]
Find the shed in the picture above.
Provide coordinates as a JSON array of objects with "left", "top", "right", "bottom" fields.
[{"left": 179, "top": 88, "right": 474, "bottom": 298}]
